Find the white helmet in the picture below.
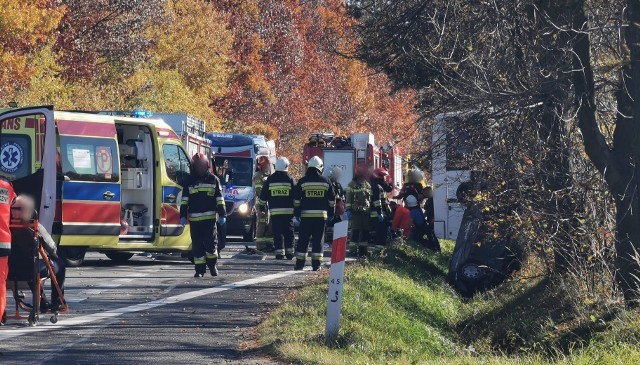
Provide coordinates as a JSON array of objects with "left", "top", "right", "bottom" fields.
[
  {"left": 275, "top": 157, "right": 290, "bottom": 172},
  {"left": 329, "top": 166, "right": 342, "bottom": 180},
  {"left": 405, "top": 195, "right": 418, "bottom": 208},
  {"left": 308, "top": 156, "right": 323, "bottom": 172}
]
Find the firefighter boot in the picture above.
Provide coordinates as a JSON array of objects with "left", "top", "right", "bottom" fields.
[
  {"left": 208, "top": 259, "right": 219, "bottom": 277},
  {"left": 275, "top": 254, "right": 285, "bottom": 260},
  {"left": 194, "top": 262, "right": 206, "bottom": 277},
  {"left": 312, "top": 260, "right": 322, "bottom": 271},
  {"left": 294, "top": 259, "right": 306, "bottom": 271},
  {"left": 285, "top": 248, "right": 295, "bottom": 260}
]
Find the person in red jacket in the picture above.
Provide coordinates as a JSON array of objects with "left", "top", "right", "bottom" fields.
[
  {"left": 391, "top": 199, "right": 412, "bottom": 239},
  {"left": 0, "top": 177, "right": 16, "bottom": 325}
]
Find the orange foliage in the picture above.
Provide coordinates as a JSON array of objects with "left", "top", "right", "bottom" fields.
[{"left": 212, "top": 0, "right": 419, "bottom": 161}]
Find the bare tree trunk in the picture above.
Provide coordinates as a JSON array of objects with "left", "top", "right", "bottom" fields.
[
  {"left": 572, "top": 0, "right": 640, "bottom": 305},
  {"left": 536, "top": 1, "right": 574, "bottom": 273}
]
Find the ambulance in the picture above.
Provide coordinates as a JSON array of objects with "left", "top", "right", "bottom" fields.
[
  {"left": 0, "top": 106, "right": 195, "bottom": 266},
  {"left": 206, "top": 132, "right": 276, "bottom": 241}
]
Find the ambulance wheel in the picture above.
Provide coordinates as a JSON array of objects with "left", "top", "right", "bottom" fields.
[
  {"left": 243, "top": 215, "right": 257, "bottom": 242},
  {"left": 105, "top": 251, "right": 134, "bottom": 264},
  {"left": 59, "top": 247, "right": 87, "bottom": 267}
]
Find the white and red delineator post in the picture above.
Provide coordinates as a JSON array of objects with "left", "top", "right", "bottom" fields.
[{"left": 325, "top": 220, "right": 348, "bottom": 341}]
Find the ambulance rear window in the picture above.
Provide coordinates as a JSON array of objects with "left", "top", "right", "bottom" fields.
[{"left": 60, "top": 136, "right": 119, "bottom": 182}]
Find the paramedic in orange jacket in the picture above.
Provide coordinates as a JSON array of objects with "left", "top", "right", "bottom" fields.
[{"left": 0, "top": 177, "right": 16, "bottom": 325}]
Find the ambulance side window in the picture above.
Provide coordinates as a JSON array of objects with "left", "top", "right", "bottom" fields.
[
  {"left": 59, "top": 137, "right": 119, "bottom": 182},
  {"left": 163, "top": 144, "right": 190, "bottom": 186}
]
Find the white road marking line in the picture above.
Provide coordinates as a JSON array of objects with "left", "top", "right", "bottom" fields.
[
  {"left": 0, "top": 269, "right": 305, "bottom": 340},
  {"left": 64, "top": 297, "right": 87, "bottom": 303}
]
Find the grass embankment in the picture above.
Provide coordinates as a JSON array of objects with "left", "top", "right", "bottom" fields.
[{"left": 259, "top": 241, "right": 640, "bottom": 364}]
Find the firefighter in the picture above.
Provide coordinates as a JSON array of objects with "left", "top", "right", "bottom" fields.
[
  {"left": 257, "top": 157, "right": 296, "bottom": 260},
  {"left": 325, "top": 167, "right": 345, "bottom": 245},
  {"left": 180, "top": 153, "right": 227, "bottom": 277},
  {"left": 394, "top": 169, "right": 425, "bottom": 202},
  {"left": 254, "top": 156, "right": 273, "bottom": 251},
  {"left": 293, "top": 156, "right": 336, "bottom": 271},
  {"left": 370, "top": 167, "right": 393, "bottom": 250},
  {"left": 0, "top": 177, "right": 16, "bottom": 325},
  {"left": 423, "top": 185, "right": 441, "bottom": 252},
  {"left": 345, "top": 164, "right": 373, "bottom": 257},
  {"left": 211, "top": 156, "right": 227, "bottom": 255}
]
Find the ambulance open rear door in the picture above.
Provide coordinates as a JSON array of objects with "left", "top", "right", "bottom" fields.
[{"left": 0, "top": 106, "right": 57, "bottom": 232}]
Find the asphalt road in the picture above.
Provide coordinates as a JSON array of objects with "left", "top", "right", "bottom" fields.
[{"left": 0, "top": 240, "right": 326, "bottom": 364}]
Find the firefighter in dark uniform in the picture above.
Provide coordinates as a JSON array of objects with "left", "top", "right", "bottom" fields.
[
  {"left": 371, "top": 167, "right": 393, "bottom": 250},
  {"left": 257, "top": 157, "right": 296, "bottom": 260},
  {"left": 254, "top": 156, "right": 273, "bottom": 251},
  {"left": 293, "top": 156, "right": 336, "bottom": 271},
  {"left": 325, "top": 166, "right": 345, "bottom": 245},
  {"left": 345, "top": 164, "right": 372, "bottom": 256},
  {"left": 423, "top": 185, "right": 441, "bottom": 252},
  {"left": 180, "top": 153, "right": 227, "bottom": 277}
]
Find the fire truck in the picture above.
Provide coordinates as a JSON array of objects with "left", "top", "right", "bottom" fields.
[
  {"left": 302, "top": 132, "right": 403, "bottom": 195},
  {"left": 152, "top": 113, "right": 210, "bottom": 159},
  {"left": 379, "top": 142, "right": 404, "bottom": 197},
  {"left": 99, "top": 111, "right": 211, "bottom": 159}
]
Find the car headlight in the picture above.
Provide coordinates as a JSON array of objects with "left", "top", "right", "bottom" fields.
[{"left": 237, "top": 202, "right": 249, "bottom": 214}]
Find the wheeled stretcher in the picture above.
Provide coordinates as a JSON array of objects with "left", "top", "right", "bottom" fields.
[{"left": 7, "top": 218, "right": 67, "bottom": 326}]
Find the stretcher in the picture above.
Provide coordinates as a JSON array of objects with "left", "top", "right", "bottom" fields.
[{"left": 7, "top": 218, "right": 67, "bottom": 326}]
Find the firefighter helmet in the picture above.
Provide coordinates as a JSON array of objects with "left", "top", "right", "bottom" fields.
[
  {"left": 192, "top": 152, "right": 210, "bottom": 167},
  {"left": 308, "top": 156, "right": 324, "bottom": 172},
  {"left": 355, "top": 164, "right": 368, "bottom": 178},
  {"left": 257, "top": 156, "right": 269, "bottom": 167},
  {"left": 275, "top": 157, "right": 290, "bottom": 172},
  {"left": 373, "top": 167, "right": 389, "bottom": 179},
  {"left": 405, "top": 195, "right": 418, "bottom": 208}
]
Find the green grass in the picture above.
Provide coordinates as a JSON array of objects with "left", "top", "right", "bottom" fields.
[{"left": 258, "top": 241, "right": 640, "bottom": 364}]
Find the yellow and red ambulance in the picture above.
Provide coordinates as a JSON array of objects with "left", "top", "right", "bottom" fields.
[{"left": 0, "top": 106, "right": 193, "bottom": 266}]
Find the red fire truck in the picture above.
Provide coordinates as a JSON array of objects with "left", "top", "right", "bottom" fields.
[{"left": 302, "top": 132, "right": 403, "bottom": 196}]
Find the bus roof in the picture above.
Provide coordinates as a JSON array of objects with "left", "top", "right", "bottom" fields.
[{"left": 206, "top": 132, "right": 255, "bottom": 147}]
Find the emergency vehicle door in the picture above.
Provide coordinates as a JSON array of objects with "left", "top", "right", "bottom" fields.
[
  {"left": 57, "top": 117, "right": 121, "bottom": 245},
  {"left": 160, "top": 143, "right": 190, "bottom": 238},
  {"left": 0, "top": 106, "right": 56, "bottom": 231}
]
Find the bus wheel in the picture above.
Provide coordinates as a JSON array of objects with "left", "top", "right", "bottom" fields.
[
  {"left": 105, "top": 252, "right": 134, "bottom": 264},
  {"left": 59, "top": 247, "right": 87, "bottom": 267}
]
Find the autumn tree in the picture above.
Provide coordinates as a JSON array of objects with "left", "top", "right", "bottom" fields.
[
  {"left": 213, "top": 0, "right": 419, "bottom": 164},
  {"left": 0, "top": 0, "right": 64, "bottom": 100},
  {"left": 55, "top": 0, "right": 165, "bottom": 81}
]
